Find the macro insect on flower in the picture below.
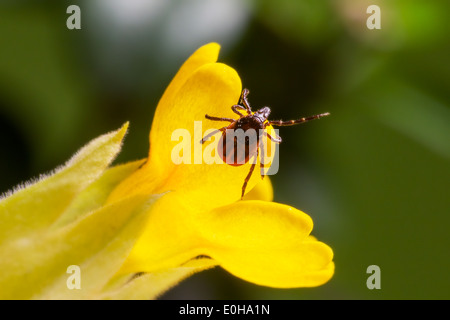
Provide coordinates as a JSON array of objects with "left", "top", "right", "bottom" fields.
[
  {"left": 0, "top": 42, "right": 334, "bottom": 299},
  {"left": 201, "top": 88, "right": 330, "bottom": 198}
]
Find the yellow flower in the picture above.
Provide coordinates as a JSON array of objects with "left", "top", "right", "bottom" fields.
[
  {"left": 0, "top": 43, "right": 333, "bottom": 299},
  {"left": 107, "top": 43, "right": 334, "bottom": 291}
]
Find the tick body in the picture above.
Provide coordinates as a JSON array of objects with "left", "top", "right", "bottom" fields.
[
  {"left": 218, "top": 111, "right": 266, "bottom": 167},
  {"left": 201, "top": 88, "right": 329, "bottom": 199}
]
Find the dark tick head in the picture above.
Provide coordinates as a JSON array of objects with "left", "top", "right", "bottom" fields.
[{"left": 255, "top": 107, "right": 271, "bottom": 121}]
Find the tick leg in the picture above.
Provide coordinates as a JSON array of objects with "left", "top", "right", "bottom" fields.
[
  {"left": 231, "top": 104, "right": 246, "bottom": 117},
  {"left": 138, "top": 159, "right": 148, "bottom": 169},
  {"left": 240, "top": 88, "right": 252, "bottom": 114},
  {"left": 268, "top": 112, "right": 330, "bottom": 126},
  {"left": 205, "top": 114, "right": 235, "bottom": 122},
  {"left": 265, "top": 131, "right": 282, "bottom": 143},
  {"left": 241, "top": 162, "right": 256, "bottom": 199},
  {"left": 259, "top": 139, "right": 265, "bottom": 179},
  {"left": 200, "top": 127, "right": 226, "bottom": 144},
  {"left": 241, "top": 147, "right": 259, "bottom": 199}
]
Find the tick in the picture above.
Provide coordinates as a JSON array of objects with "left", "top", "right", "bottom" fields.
[{"left": 201, "top": 88, "right": 329, "bottom": 199}]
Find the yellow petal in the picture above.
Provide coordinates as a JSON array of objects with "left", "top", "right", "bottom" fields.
[
  {"left": 199, "top": 201, "right": 334, "bottom": 288},
  {"left": 150, "top": 42, "right": 221, "bottom": 158},
  {"left": 151, "top": 62, "right": 247, "bottom": 205},
  {"left": 148, "top": 42, "right": 221, "bottom": 180},
  {"left": 120, "top": 191, "right": 333, "bottom": 288},
  {"left": 213, "top": 241, "right": 334, "bottom": 288},
  {"left": 242, "top": 176, "right": 274, "bottom": 201},
  {"left": 149, "top": 61, "right": 241, "bottom": 179},
  {"left": 119, "top": 192, "right": 204, "bottom": 274}
]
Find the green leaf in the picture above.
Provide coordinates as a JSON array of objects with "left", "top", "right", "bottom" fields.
[
  {"left": 0, "top": 192, "right": 160, "bottom": 299},
  {"left": 100, "top": 258, "right": 218, "bottom": 300},
  {"left": 52, "top": 159, "right": 146, "bottom": 228},
  {"left": 0, "top": 123, "right": 129, "bottom": 243}
]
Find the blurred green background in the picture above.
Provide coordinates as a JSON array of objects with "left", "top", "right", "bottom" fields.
[{"left": 1, "top": 0, "right": 449, "bottom": 299}]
